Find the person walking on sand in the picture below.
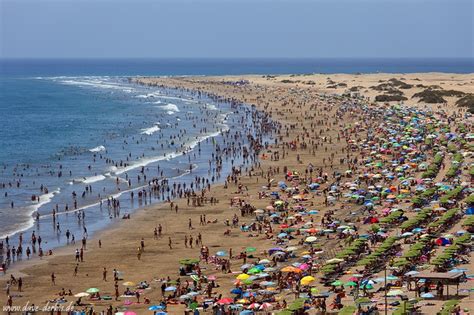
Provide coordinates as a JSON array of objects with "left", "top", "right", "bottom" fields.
[
  {"left": 137, "top": 247, "right": 141, "bottom": 260},
  {"left": 168, "top": 237, "right": 172, "bottom": 249},
  {"left": 103, "top": 267, "right": 107, "bottom": 281},
  {"left": 74, "top": 264, "right": 78, "bottom": 277},
  {"left": 140, "top": 238, "right": 145, "bottom": 251},
  {"left": 188, "top": 218, "right": 193, "bottom": 230},
  {"left": 51, "top": 272, "right": 56, "bottom": 285},
  {"left": 115, "top": 285, "right": 119, "bottom": 301}
]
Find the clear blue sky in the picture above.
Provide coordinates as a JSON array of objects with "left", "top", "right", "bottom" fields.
[{"left": 1, "top": 0, "right": 472, "bottom": 59}]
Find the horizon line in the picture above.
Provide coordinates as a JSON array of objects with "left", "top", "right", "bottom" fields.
[{"left": 1, "top": 57, "right": 473, "bottom": 61}]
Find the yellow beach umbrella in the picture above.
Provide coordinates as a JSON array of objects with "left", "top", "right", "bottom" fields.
[
  {"left": 300, "top": 276, "right": 316, "bottom": 285},
  {"left": 122, "top": 281, "right": 135, "bottom": 286},
  {"left": 236, "top": 274, "right": 250, "bottom": 280}
]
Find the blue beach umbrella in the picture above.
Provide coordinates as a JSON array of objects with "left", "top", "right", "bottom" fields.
[{"left": 421, "top": 293, "right": 434, "bottom": 299}]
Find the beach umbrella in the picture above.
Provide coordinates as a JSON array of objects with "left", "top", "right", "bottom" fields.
[
  {"left": 326, "top": 258, "right": 344, "bottom": 264},
  {"left": 308, "top": 210, "right": 319, "bottom": 214},
  {"left": 387, "top": 275, "right": 399, "bottom": 281},
  {"left": 229, "top": 304, "right": 244, "bottom": 310},
  {"left": 148, "top": 305, "right": 165, "bottom": 311},
  {"left": 240, "top": 264, "right": 254, "bottom": 270},
  {"left": 248, "top": 303, "right": 261, "bottom": 309},
  {"left": 344, "top": 281, "right": 358, "bottom": 287},
  {"left": 277, "top": 232, "right": 288, "bottom": 238},
  {"left": 421, "top": 293, "right": 435, "bottom": 299},
  {"left": 165, "top": 286, "right": 177, "bottom": 291},
  {"left": 124, "top": 312, "right": 137, "bottom": 315},
  {"left": 310, "top": 287, "right": 320, "bottom": 294},
  {"left": 259, "top": 259, "right": 270, "bottom": 264},
  {"left": 74, "top": 292, "right": 90, "bottom": 297},
  {"left": 305, "top": 236, "right": 317, "bottom": 243},
  {"left": 247, "top": 267, "right": 262, "bottom": 275},
  {"left": 217, "top": 298, "right": 234, "bottom": 305},
  {"left": 122, "top": 281, "right": 135, "bottom": 286},
  {"left": 405, "top": 271, "right": 419, "bottom": 276},
  {"left": 179, "top": 294, "right": 191, "bottom": 300},
  {"left": 360, "top": 283, "right": 374, "bottom": 290},
  {"left": 300, "top": 276, "right": 316, "bottom": 285},
  {"left": 259, "top": 302, "right": 273, "bottom": 310},
  {"left": 231, "top": 288, "right": 243, "bottom": 295},
  {"left": 86, "top": 288, "right": 100, "bottom": 293},
  {"left": 260, "top": 281, "right": 276, "bottom": 287},
  {"left": 154, "top": 312, "right": 167, "bottom": 315},
  {"left": 331, "top": 280, "right": 343, "bottom": 286},
  {"left": 216, "top": 251, "right": 227, "bottom": 257},
  {"left": 236, "top": 274, "right": 250, "bottom": 280},
  {"left": 240, "top": 311, "right": 254, "bottom": 315},
  {"left": 281, "top": 266, "right": 301, "bottom": 273},
  {"left": 387, "top": 289, "right": 404, "bottom": 296},
  {"left": 246, "top": 247, "right": 257, "bottom": 252}
]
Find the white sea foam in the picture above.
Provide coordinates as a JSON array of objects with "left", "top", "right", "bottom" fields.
[
  {"left": 160, "top": 103, "right": 180, "bottom": 112},
  {"left": 0, "top": 188, "right": 61, "bottom": 239},
  {"left": 73, "top": 174, "right": 108, "bottom": 184},
  {"left": 50, "top": 76, "right": 135, "bottom": 93},
  {"left": 83, "top": 175, "right": 107, "bottom": 184},
  {"left": 141, "top": 125, "right": 161, "bottom": 135},
  {"left": 136, "top": 92, "right": 162, "bottom": 99},
  {"left": 112, "top": 151, "right": 182, "bottom": 175},
  {"left": 205, "top": 103, "right": 218, "bottom": 111},
  {"left": 89, "top": 145, "right": 106, "bottom": 153}
]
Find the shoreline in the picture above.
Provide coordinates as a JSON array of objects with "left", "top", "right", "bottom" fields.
[
  {"left": 1, "top": 72, "right": 473, "bottom": 314},
  {"left": 0, "top": 79, "right": 272, "bottom": 257}
]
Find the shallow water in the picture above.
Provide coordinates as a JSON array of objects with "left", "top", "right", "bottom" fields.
[{"left": 0, "top": 74, "right": 268, "bottom": 263}]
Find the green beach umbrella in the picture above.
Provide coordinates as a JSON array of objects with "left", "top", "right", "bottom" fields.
[
  {"left": 86, "top": 288, "right": 100, "bottom": 293},
  {"left": 331, "top": 280, "right": 343, "bottom": 286},
  {"left": 247, "top": 268, "right": 262, "bottom": 274},
  {"left": 344, "top": 281, "right": 358, "bottom": 287}
]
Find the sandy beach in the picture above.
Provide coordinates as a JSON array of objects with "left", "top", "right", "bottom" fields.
[{"left": 1, "top": 72, "right": 473, "bottom": 315}]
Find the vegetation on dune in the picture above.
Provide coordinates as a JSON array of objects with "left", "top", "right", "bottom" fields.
[
  {"left": 456, "top": 94, "right": 474, "bottom": 113},
  {"left": 375, "top": 94, "right": 408, "bottom": 102},
  {"left": 388, "top": 78, "right": 413, "bottom": 89},
  {"left": 413, "top": 88, "right": 466, "bottom": 104}
]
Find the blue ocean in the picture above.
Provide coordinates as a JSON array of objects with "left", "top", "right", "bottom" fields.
[{"left": 0, "top": 58, "right": 472, "bottom": 259}]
